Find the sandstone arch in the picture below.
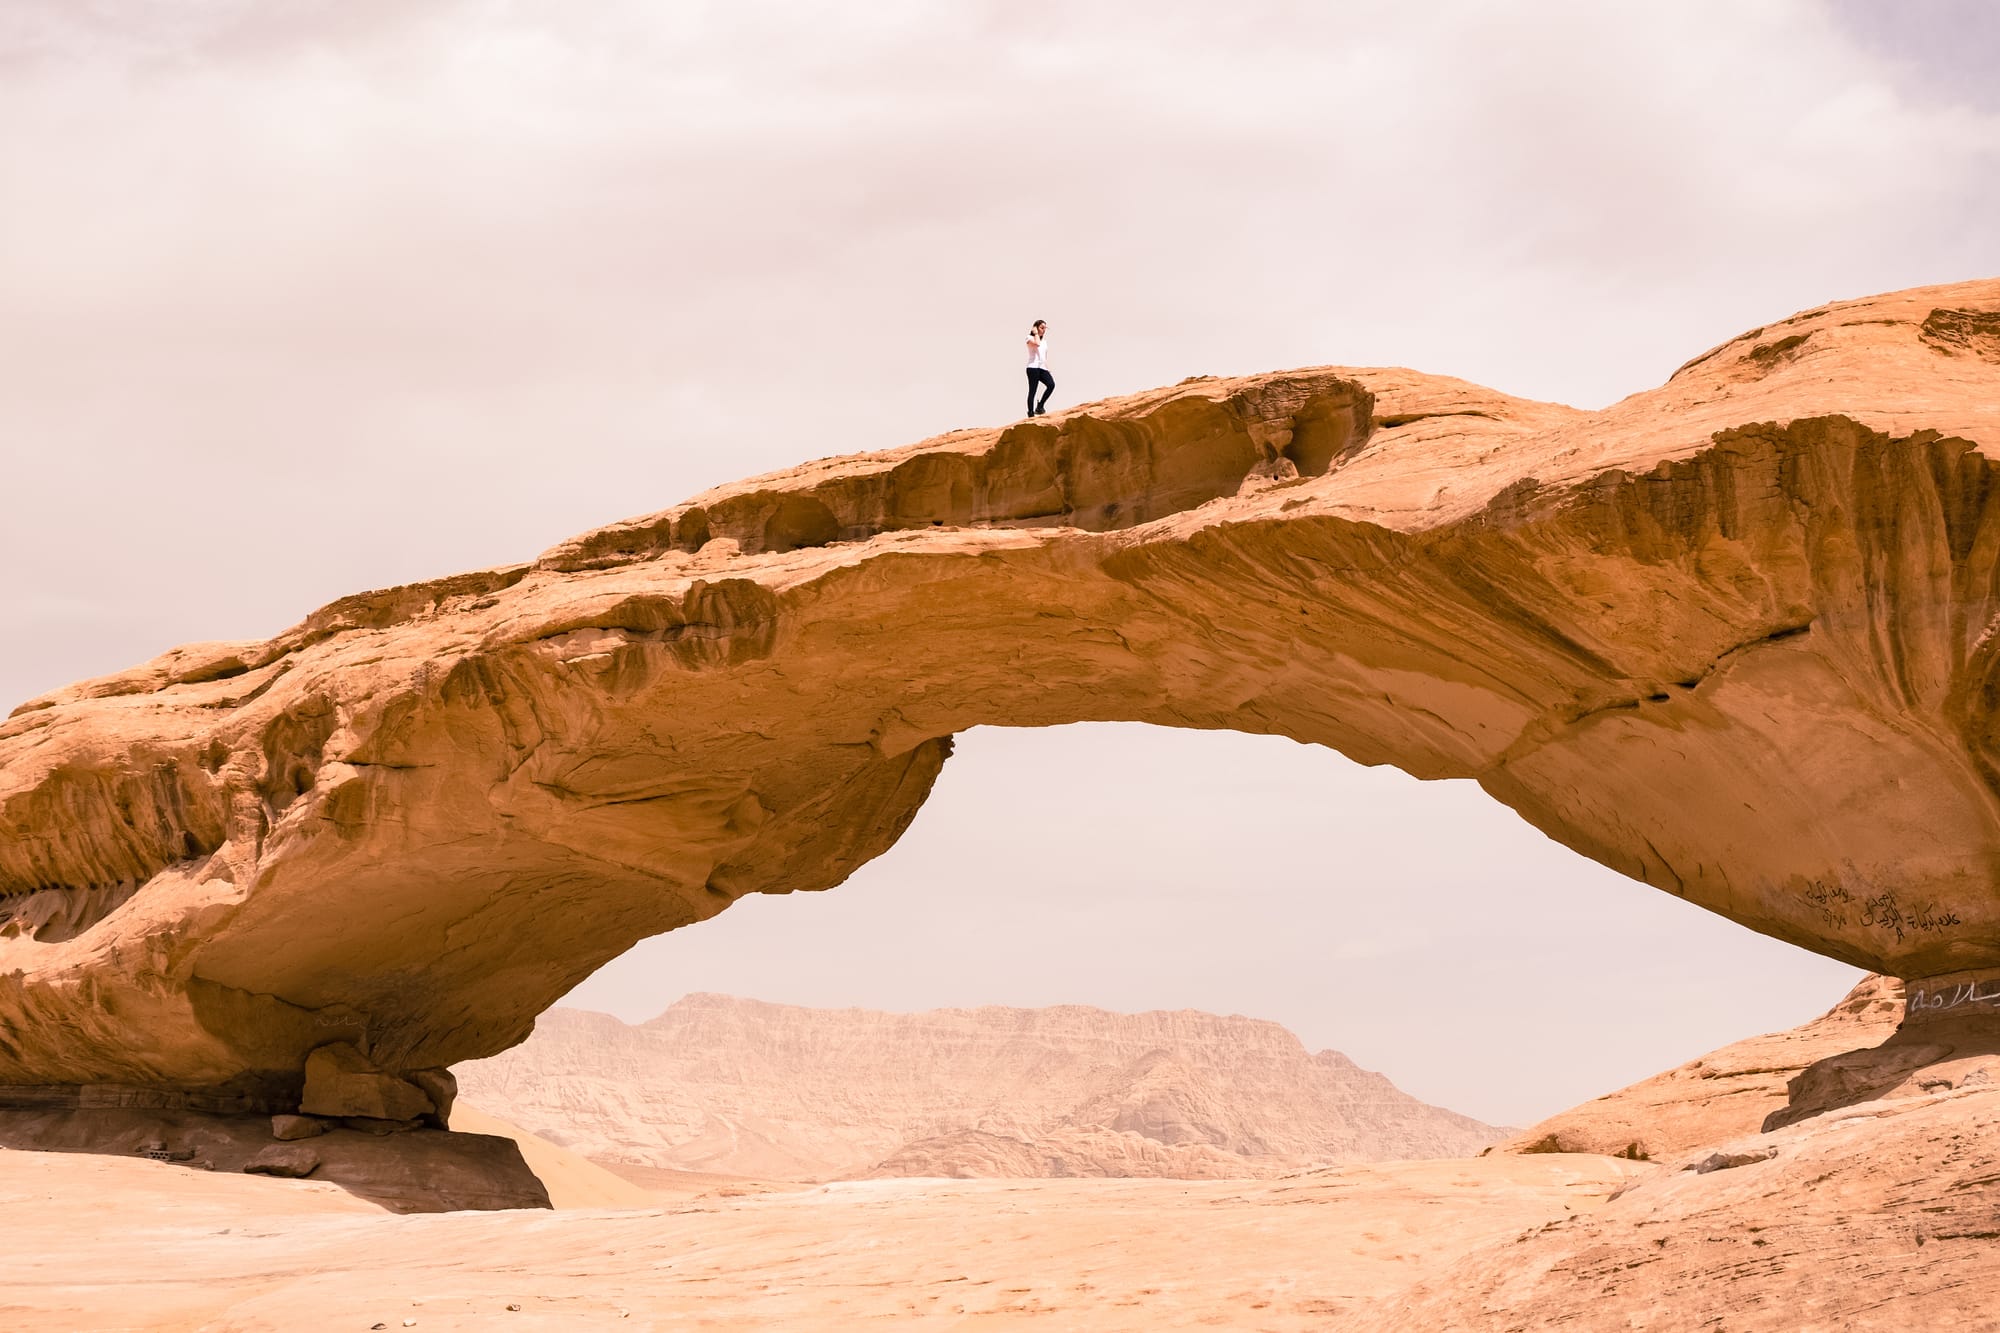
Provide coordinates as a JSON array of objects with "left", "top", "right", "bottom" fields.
[{"left": 4, "top": 279, "right": 2000, "bottom": 1107}]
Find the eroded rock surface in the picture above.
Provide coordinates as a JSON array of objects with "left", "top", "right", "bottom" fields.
[
  {"left": 1354, "top": 1082, "right": 2000, "bottom": 1333},
  {"left": 5, "top": 278, "right": 2000, "bottom": 1100},
  {"left": 299, "top": 1043, "right": 435, "bottom": 1123}
]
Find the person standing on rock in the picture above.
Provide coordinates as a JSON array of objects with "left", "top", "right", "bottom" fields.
[{"left": 1025, "top": 319, "right": 1055, "bottom": 417}]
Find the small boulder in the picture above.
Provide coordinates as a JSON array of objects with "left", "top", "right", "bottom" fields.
[
  {"left": 406, "top": 1068, "right": 457, "bottom": 1129},
  {"left": 301, "top": 1042, "right": 435, "bottom": 1122},
  {"left": 244, "top": 1144, "right": 321, "bottom": 1179},
  {"left": 1687, "top": 1147, "right": 1778, "bottom": 1174},
  {"left": 271, "top": 1114, "right": 330, "bottom": 1141}
]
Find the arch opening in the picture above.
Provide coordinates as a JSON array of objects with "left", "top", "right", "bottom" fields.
[{"left": 557, "top": 721, "right": 1864, "bottom": 1130}]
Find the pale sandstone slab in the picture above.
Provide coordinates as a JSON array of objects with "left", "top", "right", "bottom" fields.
[
  {"left": 0, "top": 1140, "right": 1644, "bottom": 1332},
  {"left": 6, "top": 1087, "right": 1993, "bottom": 1331}
]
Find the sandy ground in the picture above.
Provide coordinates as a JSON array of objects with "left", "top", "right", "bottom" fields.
[
  {"left": 446, "top": 1105, "right": 656, "bottom": 1210},
  {"left": 0, "top": 1146, "right": 1644, "bottom": 1331}
]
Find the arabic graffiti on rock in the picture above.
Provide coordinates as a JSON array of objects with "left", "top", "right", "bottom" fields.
[
  {"left": 1800, "top": 880, "right": 1960, "bottom": 943},
  {"left": 1906, "top": 978, "right": 2000, "bottom": 1016},
  {"left": 1802, "top": 880, "right": 1855, "bottom": 929}
]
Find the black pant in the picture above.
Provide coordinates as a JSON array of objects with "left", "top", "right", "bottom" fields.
[{"left": 1026, "top": 367, "right": 1055, "bottom": 416}]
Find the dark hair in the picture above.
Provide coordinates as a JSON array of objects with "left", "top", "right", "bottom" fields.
[{"left": 1031, "top": 319, "right": 1046, "bottom": 331}]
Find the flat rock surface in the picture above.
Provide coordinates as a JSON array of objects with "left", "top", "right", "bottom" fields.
[
  {"left": 6, "top": 1084, "right": 1996, "bottom": 1331},
  {"left": 0, "top": 1143, "right": 1642, "bottom": 1332},
  {"left": 6, "top": 984, "right": 1997, "bottom": 1329}
]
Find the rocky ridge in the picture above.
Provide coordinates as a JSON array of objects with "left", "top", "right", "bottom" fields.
[
  {"left": 4, "top": 280, "right": 2000, "bottom": 1105},
  {"left": 455, "top": 993, "right": 1501, "bottom": 1179},
  {"left": 1492, "top": 972, "right": 1905, "bottom": 1161}
]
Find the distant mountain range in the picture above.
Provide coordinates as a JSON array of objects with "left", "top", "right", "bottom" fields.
[{"left": 455, "top": 994, "right": 1505, "bottom": 1180}]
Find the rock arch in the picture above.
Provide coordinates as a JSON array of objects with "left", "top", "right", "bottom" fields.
[{"left": 4, "top": 279, "right": 2000, "bottom": 1106}]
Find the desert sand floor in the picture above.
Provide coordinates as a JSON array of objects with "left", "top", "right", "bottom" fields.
[{"left": 0, "top": 1147, "right": 1643, "bottom": 1331}]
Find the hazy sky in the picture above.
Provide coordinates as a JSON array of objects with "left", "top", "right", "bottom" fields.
[{"left": 4, "top": 2, "right": 1997, "bottom": 1124}]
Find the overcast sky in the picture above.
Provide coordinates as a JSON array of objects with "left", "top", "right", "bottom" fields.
[{"left": 4, "top": 1, "right": 1998, "bottom": 1124}]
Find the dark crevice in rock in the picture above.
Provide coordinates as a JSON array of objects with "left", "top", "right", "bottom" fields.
[
  {"left": 1747, "top": 332, "right": 1811, "bottom": 365},
  {"left": 1921, "top": 308, "right": 2000, "bottom": 361},
  {"left": 1373, "top": 409, "right": 1499, "bottom": 428}
]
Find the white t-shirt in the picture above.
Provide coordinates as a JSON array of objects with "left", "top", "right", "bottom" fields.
[{"left": 1026, "top": 332, "right": 1048, "bottom": 369}]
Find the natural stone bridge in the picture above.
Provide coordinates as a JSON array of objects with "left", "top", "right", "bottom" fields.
[{"left": 4, "top": 279, "right": 2000, "bottom": 1112}]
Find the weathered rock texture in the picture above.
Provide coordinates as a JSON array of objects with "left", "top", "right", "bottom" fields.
[
  {"left": 1352, "top": 1075, "right": 2000, "bottom": 1333},
  {"left": 455, "top": 994, "right": 1501, "bottom": 1179},
  {"left": 5, "top": 279, "right": 2000, "bottom": 1100},
  {"left": 241, "top": 1143, "right": 319, "bottom": 1178},
  {"left": 299, "top": 1042, "right": 436, "bottom": 1123}
]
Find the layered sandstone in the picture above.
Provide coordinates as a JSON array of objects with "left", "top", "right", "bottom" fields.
[
  {"left": 4, "top": 280, "right": 2000, "bottom": 1101},
  {"left": 455, "top": 995, "right": 1501, "bottom": 1179}
]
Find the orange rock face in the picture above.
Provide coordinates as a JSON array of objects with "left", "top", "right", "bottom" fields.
[{"left": 3, "top": 280, "right": 2000, "bottom": 1100}]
